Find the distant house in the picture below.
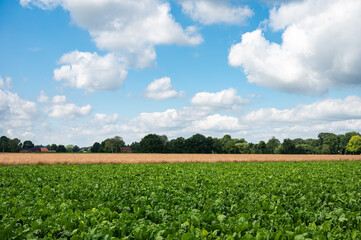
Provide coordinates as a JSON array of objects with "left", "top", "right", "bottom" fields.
[
  {"left": 41, "top": 147, "right": 49, "bottom": 152},
  {"left": 20, "top": 147, "right": 50, "bottom": 153},
  {"left": 121, "top": 147, "right": 132, "bottom": 153}
]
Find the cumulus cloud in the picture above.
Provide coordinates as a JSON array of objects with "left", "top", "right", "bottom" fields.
[
  {"left": 0, "top": 76, "right": 12, "bottom": 89},
  {"left": 37, "top": 90, "right": 67, "bottom": 104},
  {"left": 0, "top": 89, "right": 38, "bottom": 141},
  {"left": 53, "top": 50, "right": 127, "bottom": 92},
  {"left": 144, "top": 77, "right": 184, "bottom": 100},
  {"left": 93, "top": 113, "right": 119, "bottom": 124},
  {"left": 21, "top": 0, "right": 203, "bottom": 68},
  {"left": 192, "top": 114, "right": 242, "bottom": 131},
  {"left": 24, "top": 94, "right": 361, "bottom": 145},
  {"left": 48, "top": 103, "right": 91, "bottom": 119},
  {"left": 178, "top": 0, "right": 253, "bottom": 25},
  {"left": 0, "top": 90, "right": 37, "bottom": 122},
  {"left": 37, "top": 91, "right": 92, "bottom": 119},
  {"left": 238, "top": 96, "right": 361, "bottom": 141},
  {"left": 191, "top": 88, "right": 248, "bottom": 110},
  {"left": 229, "top": 0, "right": 361, "bottom": 94},
  {"left": 243, "top": 96, "right": 361, "bottom": 123}
]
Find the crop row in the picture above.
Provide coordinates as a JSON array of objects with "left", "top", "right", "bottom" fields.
[{"left": 1, "top": 161, "right": 361, "bottom": 239}]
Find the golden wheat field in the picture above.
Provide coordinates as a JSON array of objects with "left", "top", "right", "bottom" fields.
[{"left": 0, "top": 153, "right": 361, "bottom": 165}]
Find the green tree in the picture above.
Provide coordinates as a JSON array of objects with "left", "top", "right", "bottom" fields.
[
  {"left": 0, "top": 136, "right": 10, "bottom": 152},
  {"left": 105, "top": 136, "right": 125, "bottom": 153},
  {"left": 91, "top": 142, "right": 101, "bottom": 153},
  {"left": 66, "top": 144, "right": 74, "bottom": 152},
  {"left": 159, "top": 135, "right": 169, "bottom": 153},
  {"left": 281, "top": 139, "right": 296, "bottom": 154},
  {"left": 266, "top": 137, "right": 280, "bottom": 154},
  {"left": 49, "top": 144, "right": 57, "bottom": 151},
  {"left": 168, "top": 137, "right": 185, "bottom": 153},
  {"left": 221, "top": 134, "right": 232, "bottom": 153},
  {"left": 140, "top": 134, "right": 164, "bottom": 153},
  {"left": 236, "top": 142, "right": 250, "bottom": 154},
  {"left": 318, "top": 132, "right": 335, "bottom": 143},
  {"left": 224, "top": 140, "right": 237, "bottom": 154},
  {"left": 258, "top": 141, "right": 266, "bottom": 154},
  {"left": 73, "top": 145, "right": 80, "bottom": 152},
  {"left": 321, "top": 144, "right": 331, "bottom": 154},
  {"left": 57, "top": 145, "right": 67, "bottom": 152},
  {"left": 341, "top": 132, "right": 360, "bottom": 154},
  {"left": 130, "top": 141, "right": 141, "bottom": 153},
  {"left": 211, "top": 138, "right": 223, "bottom": 154},
  {"left": 22, "top": 140, "right": 34, "bottom": 149},
  {"left": 323, "top": 134, "right": 339, "bottom": 154},
  {"left": 346, "top": 135, "right": 361, "bottom": 154},
  {"left": 185, "top": 134, "right": 211, "bottom": 153},
  {"left": 9, "top": 138, "right": 22, "bottom": 152}
]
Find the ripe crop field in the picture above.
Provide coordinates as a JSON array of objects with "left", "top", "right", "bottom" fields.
[
  {"left": 1, "top": 153, "right": 361, "bottom": 165},
  {"left": 1, "top": 161, "right": 361, "bottom": 239}
]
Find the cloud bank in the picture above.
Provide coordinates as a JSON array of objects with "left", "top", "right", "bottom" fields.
[{"left": 229, "top": 0, "right": 361, "bottom": 94}]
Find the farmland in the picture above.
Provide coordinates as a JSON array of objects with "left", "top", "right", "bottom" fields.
[
  {"left": 1, "top": 153, "right": 361, "bottom": 165},
  {"left": 1, "top": 161, "right": 361, "bottom": 239}
]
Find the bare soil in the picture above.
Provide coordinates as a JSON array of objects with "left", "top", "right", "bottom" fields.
[{"left": 0, "top": 153, "right": 361, "bottom": 165}]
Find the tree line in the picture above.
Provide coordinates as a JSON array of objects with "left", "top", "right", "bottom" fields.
[
  {"left": 90, "top": 131, "right": 361, "bottom": 155},
  {"left": 0, "top": 136, "right": 82, "bottom": 153},
  {"left": 1, "top": 131, "right": 361, "bottom": 154}
]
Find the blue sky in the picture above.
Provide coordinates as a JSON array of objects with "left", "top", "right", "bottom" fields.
[{"left": 1, "top": 0, "right": 361, "bottom": 146}]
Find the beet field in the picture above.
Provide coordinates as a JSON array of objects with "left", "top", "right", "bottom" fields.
[{"left": 1, "top": 161, "right": 361, "bottom": 239}]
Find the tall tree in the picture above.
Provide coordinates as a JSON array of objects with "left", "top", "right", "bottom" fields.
[
  {"left": 140, "top": 134, "right": 164, "bottom": 153},
  {"left": 266, "top": 137, "right": 280, "bottom": 154},
  {"left": 57, "top": 145, "right": 67, "bottom": 152},
  {"left": 66, "top": 145, "right": 74, "bottom": 152},
  {"left": 0, "top": 136, "right": 10, "bottom": 152},
  {"left": 323, "top": 134, "right": 339, "bottom": 154},
  {"left": 49, "top": 144, "right": 57, "bottom": 151},
  {"left": 168, "top": 137, "right": 185, "bottom": 153},
  {"left": 281, "top": 139, "right": 296, "bottom": 154},
  {"left": 23, "top": 140, "right": 34, "bottom": 149},
  {"left": 211, "top": 138, "right": 223, "bottom": 154},
  {"left": 91, "top": 142, "right": 101, "bottom": 153},
  {"left": 258, "top": 141, "right": 267, "bottom": 154},
  {"left": 346, "top": 135, "right": 361, "bottom": 154},
  {"left": 236, "top": 142, "right": 250, "bottom": 154},
  {"left": 130, "top": 141, "right": 141, "bottom": 153},
  {"left": 73, "top": 145, "right": 80, "bottom": 153},
  {"left": 185, "top": 134, "right": 210, "bottom": 153},
  {"left": 9, "top": 138, "right": 22, "bottom": 152},
  {"left": 105, "top": 136, "right": 125, "bottom": 153}
]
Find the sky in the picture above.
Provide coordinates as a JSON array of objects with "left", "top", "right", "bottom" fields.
[{"left": 1, "top": 0, "right": 361, "bottom": 147}]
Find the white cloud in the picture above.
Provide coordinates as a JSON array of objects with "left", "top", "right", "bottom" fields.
[
  {"left": 21, "top": 0, "right": 203, "bottom": 68},
  {"left": 0, "top": 90, "right": 37, "bottom": 122},
  {"left": 229, "top": 0, "right": 361, "bottom": 94},
  {"left": 16, "top": 94, "right": 361, "bottom": 146},
  {"left": 37, "top": 91, "right": 92, "bottom": 119},
  {"left": 243, "top": 96, "right": 361, "bottom": 123},
  {"left": 0, "top": 76, "right": 12, "bottom": 89},
  {"left": 179, "top": 0, "right": 253, "bottom": 25},
  {"left": 192, "top": 114, "right": 242, "bottom": 131},
  {"left": 48, "top": 103, "right": 91, "bottom": 119},
  {"left": 238, "top": 96, "right": 361, "bottom": 141},
  {"left": 191, "top": 88, "right": 248, "bottom": 110},
  {"left": 53, "top": 50, "right": 127, "bottom": 92},
  {"left": 37, "top": 90, "right": 67, "bottom": 104},
  {"left": 93, "top": 113, "right": 119, "bottom": 124},
  {"left": 144, "top": 77, "right": 184, "bottom": 100}
]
